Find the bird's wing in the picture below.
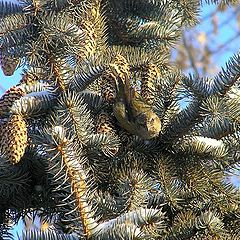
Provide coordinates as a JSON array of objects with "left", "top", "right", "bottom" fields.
[
  {"left": 130, "top": 89, "right": 152, "bottom": 117},
  {"left": 110, "top": 54, "right": 134, "bottom": 120}
]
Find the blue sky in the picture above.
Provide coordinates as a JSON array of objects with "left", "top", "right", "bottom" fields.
[{"left": 196, "top": 4, "right": 240, "bottom": 73}]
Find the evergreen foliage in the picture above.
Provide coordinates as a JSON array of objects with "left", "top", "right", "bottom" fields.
[{"left": 0, "top": 0, "right": 239, "bottom": 239}]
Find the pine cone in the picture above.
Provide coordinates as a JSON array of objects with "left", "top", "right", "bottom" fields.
[
  {"left": 0, "top": 86, "right": 26, "bottom": 116},
  {"left": 101, "top": 72, "right": 117, "bottom": 103},
  {"left": 119, "top": 130, "right": 134, "bottom": 148},
  {"left": 96, "top": 111, "right": 116, "bottom": 134},
  {"left": 78, "top": 20, "right": 97, "bottom": 60},
  {"left": 0, "top": 55, "right": 19, "bottom": 76},
  {"left": 110, "top": 54, "right": 130, "bottom": 81},
  {"left": 141, "top": 64, "right": 160, "bottom": 105},
  {"left": 0, "top": 114, "right": 28, "bottom": 164},
  {"left": 96, "top": 111, "right": 120, "bottom": 156}
]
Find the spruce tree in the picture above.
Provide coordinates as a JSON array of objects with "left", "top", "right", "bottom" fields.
[{"left": 0, "top": 0, "right": 239, "bottom": 239}]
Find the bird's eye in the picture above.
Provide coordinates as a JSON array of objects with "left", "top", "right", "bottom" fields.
[{"left": 149, "top": 117, "right": 155, "bottom": 123}]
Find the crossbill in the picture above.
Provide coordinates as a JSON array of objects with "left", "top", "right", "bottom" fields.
[{"left": 112, "top": 67, "right": 161, "bottom": 139}]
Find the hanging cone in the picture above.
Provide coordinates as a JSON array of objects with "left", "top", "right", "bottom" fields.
[
  {"left": 101, "top": 72, "right": 117, "bottom": 103},
  {"left": 78, "top": 20, "right": 97, "bottom": 60},
  {"left": 96, "top": 111, "right": 120, "bottom": 156},
  {"left": 0, "top": 114, "right": 28, "bottom": 164},
  {"left": 0, "top": 86, "right": 26, "bottom": 116},
  {"left": 110, "top": 54, "right": 130, "bottom": 83},
  {"left": 0, "top": 55, "right": 19, "bottom": 76},
  {"left": 141, "top": 64, "right": 160, "bottom": 105},
  {"left": 96, "top": 111, "right": 116, "bottom": 134}
]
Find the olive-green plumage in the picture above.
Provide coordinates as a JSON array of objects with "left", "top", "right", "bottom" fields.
[
  {"left": 111, "top": 55, "right": 161, "bottom": 139},
  {"left": 113, "top": 89, "right": 161, "bottom": 139}
]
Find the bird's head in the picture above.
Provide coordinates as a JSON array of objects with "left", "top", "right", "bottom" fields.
[{"left": 135, "top": 111, "right": 161, "bottom": 139}]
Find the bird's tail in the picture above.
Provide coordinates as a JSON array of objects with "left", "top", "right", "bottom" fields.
[{"left": 109, "top": 54, "right": 131, "bottom": 104}]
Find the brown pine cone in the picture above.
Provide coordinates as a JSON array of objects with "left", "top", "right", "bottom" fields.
[
  {"left": 141, "top": 64, "right": 160, "bottom": 105},
  {"left": 96, "top": 111, "right": 116, "bottom": 134},
  {"left": 0, "top": 55, "right": 19, "bottom": 76},
  {"left": 100, "top": 72, "right": 117, "bottom": 103},
  {"left": 0, "top": 86, "right": 26, "bottom": 116},
  {"left": 0, "top": 114, "right": 28, "bottom": 164}
]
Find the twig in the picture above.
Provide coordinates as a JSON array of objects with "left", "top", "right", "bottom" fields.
[{"left": 182, "top": 31, "right": 199, "bottom": 77}]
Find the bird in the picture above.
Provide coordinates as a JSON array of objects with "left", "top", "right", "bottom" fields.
[{"left": 110, "top": 55, "right": 161, "bottom": 139}]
